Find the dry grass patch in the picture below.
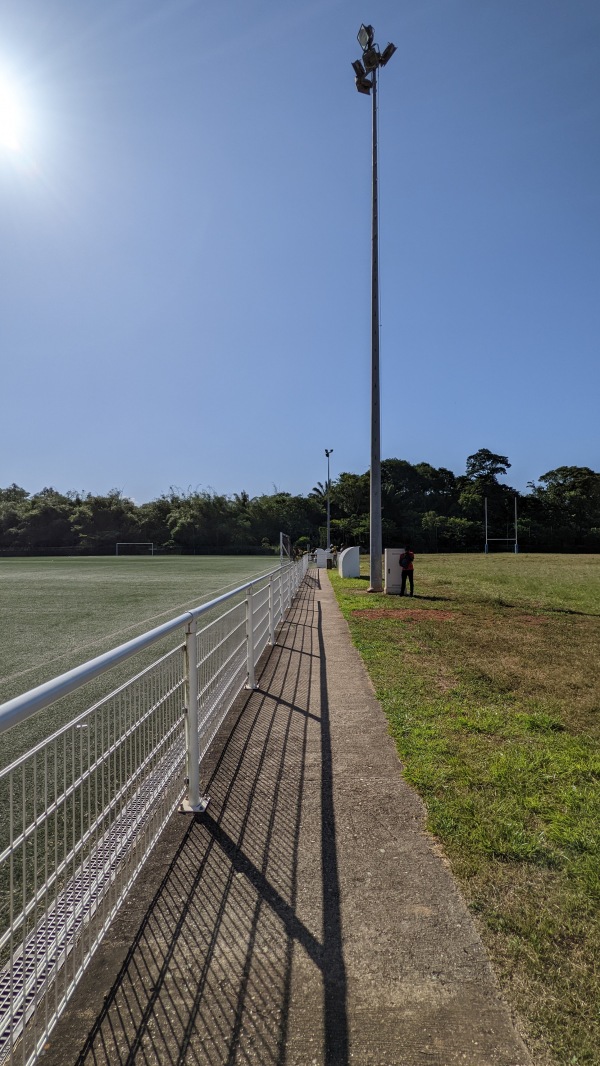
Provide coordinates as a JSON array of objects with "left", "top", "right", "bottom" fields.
[{"left": 351, "top": 608, "right": 455, "bottom": 622}]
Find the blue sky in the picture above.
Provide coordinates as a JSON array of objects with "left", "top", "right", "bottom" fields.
[{"left": 1, "top": 0, "right": 599, "bottom": 502}]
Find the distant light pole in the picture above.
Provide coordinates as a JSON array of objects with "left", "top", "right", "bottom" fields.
[
  {"left": 352, "top": 24, "right": 396, "bottom": 592},
  {"left": 325, "top": 448, "right": 333, "bottom": 549}
]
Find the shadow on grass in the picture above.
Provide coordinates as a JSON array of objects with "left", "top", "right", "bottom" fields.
[
  {"left": 491, "top": 599, "right": 597, "bottom": 618},
  {"left": 408, "top": 594, "right": 455, "bottom": 604}
]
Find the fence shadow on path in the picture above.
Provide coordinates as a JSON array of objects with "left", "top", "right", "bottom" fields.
[{"left": 74, "top": 572, "right": 348, "bottom": 1066}]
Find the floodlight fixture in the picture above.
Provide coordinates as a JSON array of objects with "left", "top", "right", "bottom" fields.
[
  {"left": 355, "top": 74, "right": 373, "bottom": 95},
  {"left": 357, "top": 24, "right": 374, "bottom": 51},
  {"left": 352, "top": 59, "right": 366, "bottom": 77},
  {"left": 379, "top": 42, "right": 397, "bottom": 66},
  {"left": 362, "top": 46, "right": 379, "bottom": 72}
]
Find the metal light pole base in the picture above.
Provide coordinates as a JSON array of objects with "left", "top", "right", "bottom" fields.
[{"left": 179, "top": 796, "right": 210, "bottom": 814}]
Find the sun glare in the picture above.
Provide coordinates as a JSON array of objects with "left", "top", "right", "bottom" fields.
[{"left": 0, "top": 73, "right": 27, "bottom": 153}]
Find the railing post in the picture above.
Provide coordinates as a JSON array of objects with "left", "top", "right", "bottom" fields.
[
  {"left": 179, "top": 619, "right": 209, "bottom": 813},
  {"left": 246, "top": 585, "right": 257, "bottom": 690},
  {"left": 269, "top": 575, "right": 276, "bottom": 645}
]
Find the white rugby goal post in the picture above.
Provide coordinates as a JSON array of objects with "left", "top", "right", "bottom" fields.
[
  {"left": 484, "top": 497, "right": 519, "bottom": 554},
  {"left": 115, "top": 542, "right": 155, "bottom": 556}
]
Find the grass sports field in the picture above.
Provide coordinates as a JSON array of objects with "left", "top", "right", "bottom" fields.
[
  {"left": 330, "top": 553, "right": 600, "bottom": 1066},
  {"left": 2, "top": 552, "right": 598, "bottom": 1063},
  {"left": 0, "top": 555, "right": 281, "bottom": 765}
]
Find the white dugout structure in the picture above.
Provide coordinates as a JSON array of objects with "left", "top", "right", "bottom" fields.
[{"left": 0, "top": 554, "right": 309, "bottom": 1065}]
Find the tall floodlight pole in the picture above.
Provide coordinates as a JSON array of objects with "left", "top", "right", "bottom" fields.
[
  {"left": 352, "top": 25, "right": 396, "bottom": 592},
  {"left": 325, "top": 448, "right": 333, "bottom": 549}
]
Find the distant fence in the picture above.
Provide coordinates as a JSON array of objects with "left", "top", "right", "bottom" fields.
[
  {"left": 0, "top": 546, "right": 281, "bottom": 557},
  {"left": 0, "top": 555, "right": 309, "bottom": 1065}
]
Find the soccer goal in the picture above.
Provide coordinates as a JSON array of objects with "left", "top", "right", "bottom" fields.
[{"left": 115, "top": 542, "right": 155, "bottom": 556}]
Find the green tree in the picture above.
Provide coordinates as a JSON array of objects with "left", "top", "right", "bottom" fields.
[
  {"left": 0, "top": 485, "right": 29, "bottom": 549},
  {"left": 422, "top": 512, "right": 480, "bottom": 551},
  {"left": 528, "top": 467, "right": 600, "bottom": 548},
  {"left": 331, "top": 472, "right": 369, "bottom": 519},
  {"left": 247, "top": 492, "right": 321, "bottom": 548},
  {"left": 413, "top": 464, "right": 459, "bottom": 515},
  {"left": 465, "top": 449, "right": 511, "bottom": 482},
  {"left": 380, "top": 459, "right": 459, "bottom": 547},
  {"left": 167, "top": 491, "right": 233, "bottom": 551},
  {"left": 0, "top": 484, "right": 29, "bottom": 504},
  {"left": 137, "top": 493, "right": 177, "bottom": 548},
  {"left": 459, "top": 450, "right": 516, "bottom": 540},
  {"left": 72, "top": 490, "right": 140, "bottom": 553},
  {"left": 228, "top": 491, "right": 254, "bottom": 547},
  {"left": 16, "top": 487, "right": 78, "bottom": 549}
]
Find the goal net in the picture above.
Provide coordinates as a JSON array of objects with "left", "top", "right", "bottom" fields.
[{"left": 115, "top": 542, "right": 155, "bottom": 556}]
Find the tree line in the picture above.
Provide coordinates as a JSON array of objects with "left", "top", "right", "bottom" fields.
[{"left": 1, "top": 450, "right": 599, "bottom": 555}]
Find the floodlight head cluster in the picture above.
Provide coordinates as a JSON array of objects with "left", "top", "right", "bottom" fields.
[{"left": 352, "top": 23, "right": 396, "bottom": 94}]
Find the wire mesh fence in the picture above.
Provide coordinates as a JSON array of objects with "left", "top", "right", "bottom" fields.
[{"left": 0, "top": 556, "right": 308, "bottom": 1064}]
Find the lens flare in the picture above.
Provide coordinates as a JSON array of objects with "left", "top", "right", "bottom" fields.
[{"left": 0, "top": 73, "right": 26, "bottom": 152}]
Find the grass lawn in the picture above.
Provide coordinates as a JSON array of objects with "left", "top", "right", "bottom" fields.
[
  {"left": 0, "top": 555, "right": 279, "bottom": 765},
  {"left": 330, "top": 553, "right": 600, "bottom": 1066}
]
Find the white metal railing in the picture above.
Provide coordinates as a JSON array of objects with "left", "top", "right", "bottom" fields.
[{"left": 0, "top": 555, "right": 309, "bottom": 1065}]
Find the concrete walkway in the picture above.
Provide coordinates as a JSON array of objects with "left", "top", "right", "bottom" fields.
[{"left": 42, "top": 571, "right": 532, "bottom": 1065}]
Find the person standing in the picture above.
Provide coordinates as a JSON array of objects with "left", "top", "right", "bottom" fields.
[{"left": 399, "top": 546, "right": 414, "bottom": 596}]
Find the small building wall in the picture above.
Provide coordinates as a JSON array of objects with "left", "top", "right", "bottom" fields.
[
  {"left": 314, "top": 548, "right": 333, "bottom": 568},
  {"left": 338, "top": 546, "right": 360, "bottom": 578}
]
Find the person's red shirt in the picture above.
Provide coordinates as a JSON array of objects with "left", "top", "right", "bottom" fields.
[{"left": 400, "top": 550, "right": 414, "bottom": 571}]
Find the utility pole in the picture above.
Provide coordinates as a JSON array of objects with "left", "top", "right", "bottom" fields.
[
  {"left": 352, "top": 25, "right": 396, "bottom": 592},
  {"left": 325, "top": 448, "right": 333, "bottom": 549}
]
